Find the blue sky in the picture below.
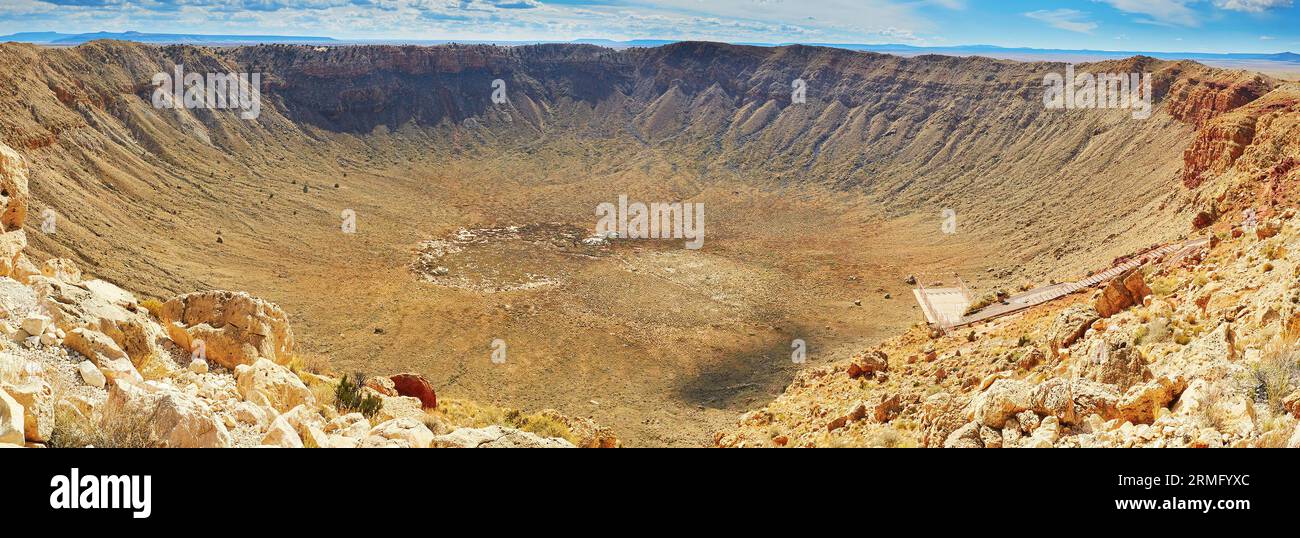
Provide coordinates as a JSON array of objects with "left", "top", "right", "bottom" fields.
[{"left": 1, "top": 0, "right": 1297, "bottom": 53}]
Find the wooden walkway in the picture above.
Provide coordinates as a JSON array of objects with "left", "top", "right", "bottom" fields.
[{"left": 925, "top": 238, "right": 1208, "bottom": 329}]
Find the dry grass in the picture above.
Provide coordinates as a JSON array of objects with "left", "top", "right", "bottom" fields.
[
  {"left": 135, "top": 351, "right": 174, "bottom": 381},
  {"left": 285, "top": 353, "right": 331, "bottom": 376},
  {"left": 1247, "top": 343, "right": 1299, "bottom": 413},
  {"left": 139, "top": 298, "right": 165, "bottom": 321},
  {"left": 432, "top": 398, "right": 577, "bottom": 445},
  {"left": 48, "top": 400, "right": 161, "bottom": 448}
]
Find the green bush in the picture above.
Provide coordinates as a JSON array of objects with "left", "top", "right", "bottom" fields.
[{"left": 335, "top": 372, "right": 383, "bottom": 419}]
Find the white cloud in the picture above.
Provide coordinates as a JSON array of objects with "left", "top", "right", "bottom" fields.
[
  {"left": 1025, "top": 8, "right": 1098, "bottom": 33},
  {"left": 1096, "top": 0, "right": 1200, "bottom": 27},
  {"left": 1213, "top": 0, "right": 1293, "bottom": 13}
]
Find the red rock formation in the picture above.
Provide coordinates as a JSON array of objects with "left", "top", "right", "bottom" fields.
[
  {"left": 1181, "top": 113, "right": 1258, "bottom": 188},
  {"left": 390, "top": 373, "right": 437, "bottom": 409},
  {"left": 1165, "top": 74, "right": 1273, "bottom": 127}
]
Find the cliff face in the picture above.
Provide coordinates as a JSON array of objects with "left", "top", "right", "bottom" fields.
[{"left": 1180, "top": 84, "right": 1300, "bottom": 214}]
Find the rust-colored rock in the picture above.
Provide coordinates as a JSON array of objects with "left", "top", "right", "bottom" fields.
[
  {"left": 389, "top": 373, "right": 438, "bottom": 409},
  {"left": 1094, "top": 269, "right": 1152, "bottom": 318},
  {"left": 846, "top": 350, "right": 888, "bottom": 379}
]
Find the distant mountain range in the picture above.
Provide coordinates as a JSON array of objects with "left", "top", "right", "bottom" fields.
[
  {"left": 3, "top": 30, "right": 1297, "bottom": 65},
  {"left": 1, "top": 31, "right": 336, "bottom": 45}
]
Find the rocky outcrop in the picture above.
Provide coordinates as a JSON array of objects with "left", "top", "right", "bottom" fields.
[
  {"left": 1, "top": 378, "right": 53, "bottom": 442},
  {"left": 235, "top": 358, "right": 314, "bottom": 413},
  {"left": 846, "top": 350, "right": 888, "bottom": 379},
  {"left": 0, "top": 142, "right": 29, "bottom": 234},
  {"left": 31, "top": 276, "right": 165, "bottom": 363},
  {"left": 1093, "top": 269, "right": 1151, "bottom": 318},
  {"left": 105, "top": 378, "right": 232, "bottom": 448},
  {"left": 1047, "top": 304, "right": 1098, "bottom": 356},
  {"left": 0, "top": 386, "right": 24, "bottom": 444},
  {"left": 1164, "top": 71, "right": 1272, "bottom": 128},
  {"left": 160, "top": 291, "right": 295, "bottom": 369}
]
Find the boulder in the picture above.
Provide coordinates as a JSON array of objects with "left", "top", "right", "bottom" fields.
[
  {"left": 234, "top": 358, "right": 314, "bottom": 413},
  {"left": 1117, "top": 376, "right": 1187, "bottom": 424},
  {"left": 1172, "top": 379, "right": 1212, "bottom": 416},
  {"left": 846, "top": 350, "right": 888, "bottom": 379},
  {"left": 30, "top": 276, "right": 164, "bottom": 362},
  {"left": 1029, "top": 377, "right": 1076, "bottom": 425},
  {"left": 20, "top": 313, "right": 50, "bottom": 337},
  {"left": 365, "top": 418, "right": 435, "bottom": 448},
  {"left": 232, "top": 401, "right": 273, "bottom": 429},
  {"left": 77, "top": 360, "right": 106, "bottom": 388},
  {"left": 972, "top": 379, "right": 1033, "bottom": 428},
  {"left": 1071, "top": 380, "right": 1121, "bottom": 420},
  {"left": 0, "top": 142, "right": 29, "bottom": 232},
  {"left": 0, "top": 386, "right": 23, "bottom": 444},
  {"left": 324, "top": 413, "right": 371, "bottom": 438},
  {"left": 105, "top": 379, "right": 231, "bottom": 448},
  {"left": 389, "top": 373, "right": 438, "bottom": 409},
  {"left": 942, "top": 422, "right": 984, "bottom": 448},
  {"left": 1094, "top": 269, "right": 1152, "bottom": 318},
  {"left": 918, "top": 392, "right": 967, "bottom": 448},
  {"left": 1183, "top": 323, "right": 1237, "bottom": 362},
  {"left": 430, "top": 425, "right": 575, "bottom": 448},
  {"left": 364, "top": 376, "right": 397, "bottom": 397},
  {"left": 64, "top": 328, "right": 141, "bottom": 383},
  {"left": 1048, "top": 304, "right": 1099, "bottom": 356},
  {"left": 374, "top": 395, "right": 425, "bottom": 423},
  {"left": 10, "top": 254, "right": 39, "bottom": 284},
  {"left": 1079, "top": 339, "right": 1151, "bottom": 391},
  {"left": 873, "top": 393, "right": 902, "bottom": 423},
  {"left": 261, "top": 414, "right": 303, "bottom": 448},
  {"left": 1, "top": 379, "right": 52, "bottom": 442},
  {"left": 0, "top": 231, "right": 25, "bottom": 279},
  {"left": 40, "top": 258, "right": 81, "bottom": 284},
  {"left": 159, "top": 290, "right": 294, "bottom": 368}
]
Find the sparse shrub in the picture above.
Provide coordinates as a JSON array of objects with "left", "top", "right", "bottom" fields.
[
  {"left": 1147, "top": 275, "right": 1182, "bottom": 297},
  {"left": 309, "top": 382, "right": 336, "bottom": 411},
  {"left": 1246, "top": 346, "right": 1299, "bottom": 413},
  {"left": 335, "top": 372, "right": 382, "bottom": 419},
  {"left": 867, "top": 428, "right": 909, "bottom": 448},
  {"left": 286, "top": 353, "right": 329, "bottom": 376},
  {"left": 49, "top": 399, "right": 162, "bottom": 448},
  {"left": 506, "top": 411, "right": 573, "bottom": 443}
]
